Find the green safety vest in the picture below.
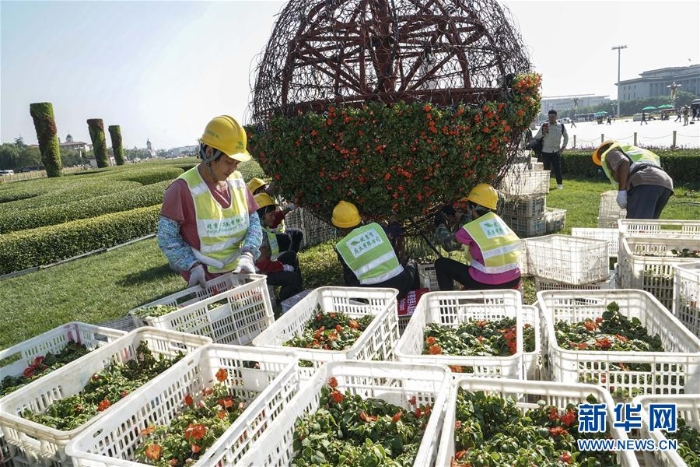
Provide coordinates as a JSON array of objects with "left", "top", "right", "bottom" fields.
[
  {"left": 460, "top": 212, "right": 521, "bottom": 275},
  {"left": 179, "top": 167, "right": 249, "bottom": 273},
  {"left": 335, "top": 223, "right": 403, "bottom": 285},
  {"left": 600, "top": 143, "right": 662, "bottom": 189},
  {"left": 264, "top": 226, "right": 280, "bottom": 261}
]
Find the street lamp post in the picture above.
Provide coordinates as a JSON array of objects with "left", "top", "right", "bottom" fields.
[{"left": 612, "top": 45, "right": 627, "bottom": 118}]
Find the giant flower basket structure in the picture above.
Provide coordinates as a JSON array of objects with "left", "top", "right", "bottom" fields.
[{"left": 246, "top": 0, "right": 540, "bottom": 223}]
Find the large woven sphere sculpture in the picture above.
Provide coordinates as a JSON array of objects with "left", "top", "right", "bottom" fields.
[
  {"left": 247, "top": 0, "right": 540, "bottom": 222},
  {"left": 251, "top": 0, "right": 531, "bottom": 121}
]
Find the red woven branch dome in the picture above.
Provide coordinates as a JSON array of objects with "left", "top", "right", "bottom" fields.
[{"left": 250, "top": 0, "right": 531, "bottom": 123}]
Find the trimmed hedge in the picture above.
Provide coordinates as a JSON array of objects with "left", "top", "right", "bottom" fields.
[
  {"left": 104, "top": 166, "right": 183, "bottom": 184},
  {"left": 561, "top": 149, "right": 700, "bottom": 183},
  {"left": 0, "top": 205, "right": 161, "bottom": 275},
  {"left": 0, "top": 180, "right": 170, "bottom": 234},
  {"left": 3, "top": 181, "right": 142, "bottom": 210}
]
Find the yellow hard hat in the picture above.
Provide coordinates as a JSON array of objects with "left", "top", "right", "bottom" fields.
[
  {"left": 248, "top": 177, "right": 267, "bottom": 194},
  {"left": 254, "top": 193, "right": 276, "bottom": 210},
  {"left": 592, "top": 140, "right": 616, "bottom": 166},
  {"left": 200, "top": 115, "right": 251, "bottom": 161},
  {"left": 331, "top": 201, "right": 361, "bottom": 228},
  {"left": 467, "top": 184, "right": 498, "bottom": 211}
]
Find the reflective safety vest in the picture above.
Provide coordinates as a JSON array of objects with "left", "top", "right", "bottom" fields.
[
  {"left": 460, "top": 212, "right": 521, "bottom": 275},
  {"left": 263, "top": 226, "right": 280, "bottom": 261},
  {"left": 179, "top": 167, "right": 249, "bottom": 273},
  {"left": 335, "top": 223, "right": 404, "bottom": 285},
  {"left": 600, "top": 142, "right": 662, "bottom": 189}
]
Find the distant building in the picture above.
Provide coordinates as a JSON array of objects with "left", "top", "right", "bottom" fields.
[
  {"left": 60, "top": 133, "right": 91, "bottom": 152},
  {"left": 146, "top": 138, "right": 156, "bottom": 157},
  {"left": 167, "top": 145, "right": 198, "bottom": 158},
  {"left": 618, "top": 64, "right": 700, "bottom": 101},
  {"left": 538, "top": 95, "right": 610, "bottom": 122}
]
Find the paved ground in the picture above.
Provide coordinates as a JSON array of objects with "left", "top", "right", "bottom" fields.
[{"left": 547, "top": 118, "right": 700, "bottom": 149}]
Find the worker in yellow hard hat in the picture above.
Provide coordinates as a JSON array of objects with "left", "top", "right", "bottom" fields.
[
  {"left": 247, "top": 177, "right": 304, "bottom": 253},
  {"left": 157, "top": 115, "right": 262, "bottom": 288},
  {"left": 253, "top": 193, "right": 303, "bottom": 303},
  {"left": 592, "top": 140, "right": 673, "bottom": 219},
  {"left": 433, "top": 184, "right": 522, "bottom": 291},
  {"left": 331, "top": 201, "right": 417, "bottom": 299}
]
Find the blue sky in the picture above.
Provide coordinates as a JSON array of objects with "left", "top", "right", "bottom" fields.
[{"left": 1, "top": 0, "right": 698, "bottom": 150}]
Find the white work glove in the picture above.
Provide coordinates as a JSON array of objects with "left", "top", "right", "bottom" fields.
[
  {"left": 233, "top": 254, "right": 256, "bottom": 274},
  {"left": 187, "top": 264, "right": 206, "bottom": 288},
  {"left": 616, "top": 190, "right": 628, "bottom": 209},
  {"left": 286, "top": 202, "right": 296, "bottom": 211},
  {"left": 282, "top": 264, "right": 295, "bottom": 272}
]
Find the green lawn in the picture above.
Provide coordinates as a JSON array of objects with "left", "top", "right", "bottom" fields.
[{"left": 1, "top": 176, "right": 698, "bottom": 349}]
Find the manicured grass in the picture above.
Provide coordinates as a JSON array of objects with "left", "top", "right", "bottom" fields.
[{"left": 1, "top": 176, "right": 698, "bottom": 349}]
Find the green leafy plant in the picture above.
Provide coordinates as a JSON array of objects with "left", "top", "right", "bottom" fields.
[
  {"left": 247, "top": 73, "right": 541, "bottom": 222},
  {"left": 452, "top": 390, "right": 617, "bottom": 466},
  {"left": 291, "top": 379, "right": 431, "bottom": 466},
  {"left": 283, "top": 310, "right": 374, "bottom": 352}
]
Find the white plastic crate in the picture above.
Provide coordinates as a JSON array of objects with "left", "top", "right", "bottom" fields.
[
  {"left": 436, "top": 378, "right": 639, "bottom": 467},
  {"left": 572, "top": 227, "right": 620, "bottom": 259},
  {"left": 130, "top": 274, "right": 274, "bottom": 345},
  {"left": 618, "top": 236, "right": 700, "bottom": 310},
  {"left": 598, "top": 190, "right": 626, "bottom": 228},
  {"left": 635, "top": 394, "right": 700, "bottom": 467},
  {"left": 394, "top": 290, "right": 524, "bottom": 379},
  {"left": 525, "top": 234, "right": 609, "bottom": 284},
  {"left": 544, "top": 207, "right": 566, "bottom": 233},
  {"left": 504, "top": 214, "right": 546, "bottom": 238},
  {"left": 0, "top": 322, "right": 125, "bottom": 388},
  {"left": 674, "top": 262, "right": 700, "bottom": 339},
  {"left": 618, "top": 219, "right": 700, "bottom": 238},
  {"left": 534, "top": 270, "right": 616, "bottom": 292},
  {"left": 537, "top": 289, "right": 700, "bottom": 398},
  {"left": 418, "top": 262, "right": 438, "bottom": 291},
  {"left": 498, "top": 169, "right": 550, "bottom": 196},
  {"left": 523, "top": 305, "right": 541, "bottom": 381},
  {"left": 66, "top": 344, "right": 300, "bottom": 467},
  {"left": 0, "top": 328, "right": 211, "bottom": 465},
  {"left": 236, "top": 360, "right": 451, "bottom": 467},
  {"left": 252, "top": 287, "right": 399, "bottom": 378},
  {"left": 499, "top": 193, "right": 546, "bottom": 218}
]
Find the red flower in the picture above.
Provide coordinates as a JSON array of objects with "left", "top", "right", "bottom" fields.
[
  {"left": 329, "top": 377, "right": 338, "bottom": 389},
  {"left": 331, "top": 391, "right": 344, "bottom": 403},
  {"left": 560, "top": 451, "right": 572, "bottom": 464},
  {"left": 392, "top": 411, "right": 403, "bottom": 423},
  {"left": 216, "top": 368, "right": 228, "bottom": 382},
  {"left": 561, "top": 409, "right": 576, "bottom": 427},
  {"left": 184, "top": 394, "right": 193, "bottom": 406},
  {"left": 97, "top": 399, "right": 111, "bottom": 412},
  {"left": 184, "top": 423, "right": 207, "bottom": 441}
]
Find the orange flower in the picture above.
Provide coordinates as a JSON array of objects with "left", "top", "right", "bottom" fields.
[
  {"left": 455, "top": 450, "right": 467, "bottom": 460},
  {"left": 328, "top": 377, "right": 338, "bottom": 389},
  {"left": 428, "top": 344, "right": 442, "bottom": 355},
  {"left": 449, "top": 365, "right": 463, "bottom": 373},
  {"left": 184, "top": 423, "right": 207, "bottom": 442},
  {"left": 560, "top": 451, "right": 572, "bottom": 464},
  {"left": 392, "top": 411, "right": 403, "bottom": 423},
  {"left": 140, "top": 425, "right": 156, "bottom": 436},
  {"left": 219, "top": 398, "right": 234, "bottom": 409},
  {"left": 184, "top": 394, "right": 193, "bottom": 406},
  {"left": 408, "top": 395, "right": 417, "bottom": 406},
  {"left": 549, "top": 426, "right": 567, "bottom": 437},
  {"left": 216, "top": 368, "right": 228, "bottom": 382},
  {"left": 191, "top": 444, "right": 201, "bottom": 454},
  {"left": 331, "top": 391, "right": 344, "bottom": 403},
  {"left": 360, "top": 411, "right": 377, "bottom": 423},
  {"left": 145, "top": 444, "right": 162, "bottom": 461},
  {"left": 348, "top": 320, "right": 360, "bottom": 330},
  {"left": 561, "top": 409, "right": 576, "bottom": 427},
  {"left": 97, "top": 399, "right": 111, "bottom": 412},
  {"left": 217, "top": 410, "right": 227, "bottom": 419},
  {"left": 425, "top": 336, "right": 436, "bottom": 345},
  {"left": 584, "top": 320, "right": 598, "bottom": 331}
]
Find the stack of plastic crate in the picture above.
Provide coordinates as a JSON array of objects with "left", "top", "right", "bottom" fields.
[
  {"left": 394, "top": 290, "right": 524, "bottom": 379},
  {"left": 674, "top": 262, "right": 700, "bottom": 339},
  {"left": 544, "top": 207, "right": 567, "bottom": 233},
  {"left": 524, "top": 234, "right": 611, "bottom": 292},
  {"left": 252, "top": 287, "right": 400, "bottom": 379},
  {"left": 284, "top": 206, "right": 338, "bottom": 249},
  {"left": 537, "top": 289, "right": 700, "bottom": 399},
  {"left": 498, "top": 192, "right": 548, "bottom": 237},
  {"left": 618, "top": 232, "right": 700, "bottom": 310},
  {"left": 66, "top": 344, "right": 301, "bottom": 467},
  {"left": 598, "top": 190, "right": 626, "bottom": 228}
]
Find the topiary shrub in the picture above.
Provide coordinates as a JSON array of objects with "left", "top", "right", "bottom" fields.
[
  {"left": 108, "top": 125, "right": 125, "bottom": 166},
  {"left": 87, "top": 119, "right": 109, "bottom": 168},
  {"left": 29, "top": 102, "right": 62, "bottom": 177}
]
